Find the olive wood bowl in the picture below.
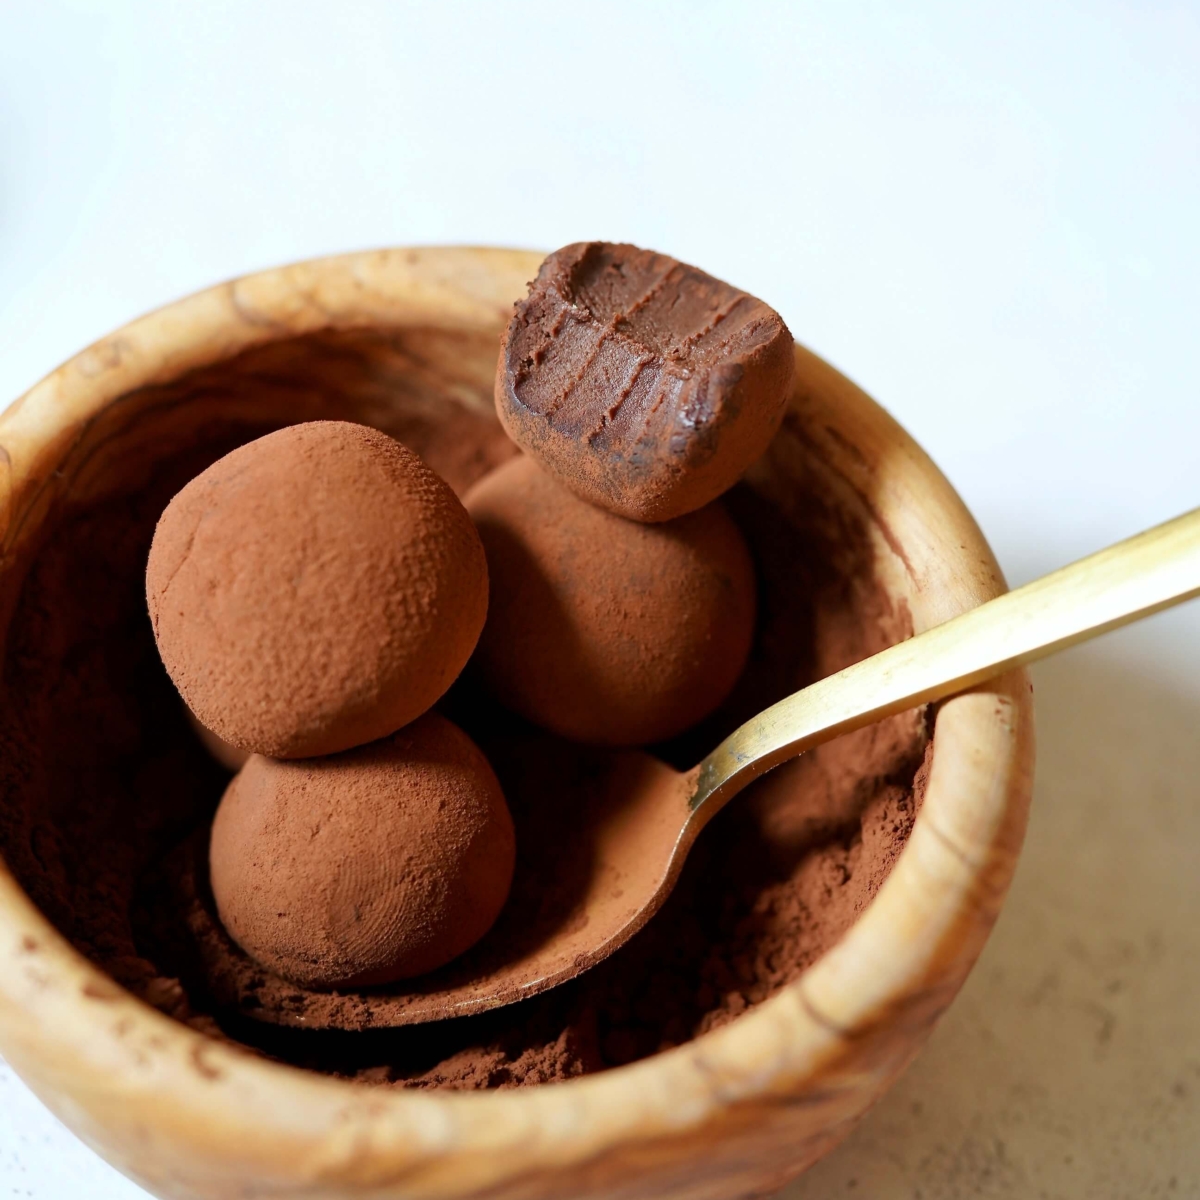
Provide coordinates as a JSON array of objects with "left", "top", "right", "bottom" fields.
[{"left": 0, "top": 247, "right": 1034, "bottom": 1199}]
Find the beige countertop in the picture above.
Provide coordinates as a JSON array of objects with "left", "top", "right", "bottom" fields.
[{"left": 786, "top": 636, "right": 1200, "bottom": 1199}]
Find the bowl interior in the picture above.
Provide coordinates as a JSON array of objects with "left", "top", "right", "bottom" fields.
[{"left": 0, "top": 321, "right": 928, "bottom": 1086}]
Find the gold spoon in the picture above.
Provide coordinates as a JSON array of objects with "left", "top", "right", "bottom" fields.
[{"left": 195, "top": 506, "right": 1200, "bottom": 1030}]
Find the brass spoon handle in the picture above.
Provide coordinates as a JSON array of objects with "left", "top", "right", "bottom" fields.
[{"left": 692, "top": 506, "right": 1200, "bottom": 816}]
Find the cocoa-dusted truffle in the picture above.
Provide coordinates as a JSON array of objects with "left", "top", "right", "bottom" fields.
[
  {"left": 209, "top": 713, "right": 515, "bottom": 989},
  {"left": 496, "top": 242, "right": 795, "bottom": 523},
  {"left": 465, "top": 456, "right": 756, "bottom": 746},
  {"left": 147, "top": 421, "right": 488, "bottom": 759}
]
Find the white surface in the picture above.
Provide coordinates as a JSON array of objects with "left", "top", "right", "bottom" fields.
[{"left": 0, "top": 2, "right": 1196, "bottom": 1197}]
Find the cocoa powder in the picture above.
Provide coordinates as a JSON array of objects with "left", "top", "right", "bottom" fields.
[
  {"left": 0, "top": 392, "right": 927, "bottom": 1090},
  {"left": 147, "top": 422, "right": 488, "bottom": 759},
  {"left": 464, "top": 455, "right": 757, "bottom": 746},
  {"left": 209, "top": 714, "right": 515, "bottom": 989}
]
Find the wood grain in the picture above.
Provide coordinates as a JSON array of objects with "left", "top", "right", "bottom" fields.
[{"left": 0, "top": 247, "right": 1034, "bottom": 1199}]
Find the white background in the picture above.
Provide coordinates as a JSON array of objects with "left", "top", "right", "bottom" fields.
[{"left": 1, "top": 2, "right": 1197, "bottom": 1197}]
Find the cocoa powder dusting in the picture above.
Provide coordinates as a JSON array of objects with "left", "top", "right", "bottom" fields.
[
  {"left": 209, "top": 714, "right": 515, "bottom": 989},
  {"left": 147, "top": 421, "right": 489, "bottom": 759},
  {"left": 464, "top": 455, "right": 757, "bottom": 746},
  {"left": 0, "top": 351, "right": 927, "bottom": 1090}
]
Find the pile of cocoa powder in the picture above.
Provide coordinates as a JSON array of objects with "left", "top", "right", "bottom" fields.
[{"left": 0, "top": 386, "right": 928, "bottom": 1090}]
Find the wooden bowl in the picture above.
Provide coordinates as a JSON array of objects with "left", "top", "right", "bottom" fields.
[{"left": 0, "top": 248, "right": 1034, "bottom": 1199}]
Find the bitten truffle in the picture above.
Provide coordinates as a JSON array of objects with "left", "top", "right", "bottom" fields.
[
  {"left": 496, "top": 242, "right": 795, "bottom": 523},
  {"left": 146, "top": 421, "right": 488, "bottom": 758},
  {"left": 464, "top": 456, "right": 756, "bottom": 746},
  {"left": 209, "top": 713, "right": 515, "bottom": 989}
]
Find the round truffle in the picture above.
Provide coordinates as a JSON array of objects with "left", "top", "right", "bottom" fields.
[
  {"left": 464, "top": 456, "right": 756, "bottom": 746},
  {"left": 146, "top": 421, "right": 489, "bottom": 758},
  {"left": 209, "top": 713, "right": 515, "bottom": 989},
  {"left": 496, "top": 241, "right": 795, "bottom": 523}
]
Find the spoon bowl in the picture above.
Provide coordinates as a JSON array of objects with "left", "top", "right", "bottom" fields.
[{"left": 154, "top": 742, "right": 697, "bottom": 1028}]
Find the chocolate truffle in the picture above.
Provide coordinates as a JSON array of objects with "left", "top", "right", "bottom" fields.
[
  {"left": 496, "top": 242, "right": 795, "bottom": 523},
  {"left": 146, "top": 421, "right": 488, "bottom": 759},
  {"left": 464, "top": 456, "right": 756, "bottom": 746},
  {"left": 209, "top": 713, "right": 515, "bottom": 989}
]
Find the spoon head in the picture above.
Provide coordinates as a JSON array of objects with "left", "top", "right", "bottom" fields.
[{"left": 160, "top": 736, "right": 698, "bottom": 1029}]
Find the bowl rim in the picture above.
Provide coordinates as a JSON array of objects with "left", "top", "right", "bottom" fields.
[{"left": 0, "top": 246, "right": 1034, "bottom": 1193}]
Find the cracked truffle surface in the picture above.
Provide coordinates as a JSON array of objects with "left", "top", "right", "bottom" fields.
[
  {"left": 209, "top": 713, "right": 515, "bottom": 989},
  {"left": 496, "top": 242, "right": 795, "bottom": 522},
  {"left": 146, "top": 421, "right": 488, "bottom": 758},
  {"left": 465, "top": 455, "right": 756, "bottom": 746}
]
